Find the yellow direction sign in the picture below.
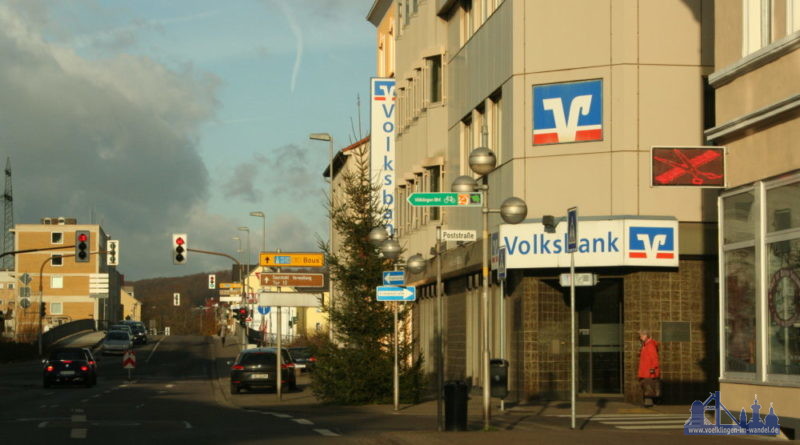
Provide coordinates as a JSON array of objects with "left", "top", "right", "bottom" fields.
[
  {"left": 259, "top": 252, "right": 325, "bottom": 268},
  {"left": 219, "top": 282, "right": 242, "bottom": 289}
]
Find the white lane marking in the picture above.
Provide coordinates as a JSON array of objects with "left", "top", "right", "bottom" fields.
[
  {"left": 314, "top": 429, "right": 340, "bottom": 437},
  {"left": 73, "top": 409, "right": 84, "bottom": 414},
  {"left": 71, "top": 415, "right": 87, "bottom": 422},
  {"left": 119, "top": 384, "right": 129, "bottom": 388},
  {"left": 292, "top": 418, "right": 313, "bottom": 425},
  {"left": 166, "top": 384, "right": 174, "bottom": 388},
  {"left": 157, "top": 390, "right": 167, "bottom": 394},
  {"left": 80, "top": 399, "right": 88, "bottom": 403},
  {"left": 70, "top": 428, "right": 87, "bottom": 439},
  {"left": 271, "top": 413, "right": 292, "bottom": 418},
  {"left": 103, "top": 390, "right": 111, "bottom": 394},
  {"left": 38, "top": 421, "right": 48, "bottom": 428},
  {"left": 184, "top": 421, "right": 192, "bottom": 429},
  {"left": 91, "top": 394, "right": 100, "bottom": 398},
  {"left": 135, "top": 403, "right": 145, "bottom": 409},
  {"left": 146, "top": 337, "right": 165, "bottom": 364}
]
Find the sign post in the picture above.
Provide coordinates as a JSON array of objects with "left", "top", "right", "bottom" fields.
[
  {"left": 566, "top": 206, "right": 577, "bottom": 430},
  {"left": 407, "top": 192, "right": 482, "bottom": 207},
  {"left": 122, "top": 349, "right": 136, "bottom": 381}
]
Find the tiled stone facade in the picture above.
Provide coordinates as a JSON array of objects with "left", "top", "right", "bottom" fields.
[
  {"left": 507, "top": 258, "right": 718, "bottom": 404},
  {"left": 623, "top": 259, "right": 719, "bottom": 404}
]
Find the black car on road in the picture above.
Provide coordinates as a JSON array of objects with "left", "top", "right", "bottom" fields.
[
  {"left": 288, "top": 347, "right": 316, "bottom": 372},
  {"left": 229, "top": 348, "right": 297, "bottom": 394},
  {"left": 43, "top": 347, "right": 97, "bottom": 388},
  {"left": 119, "top": 320, "right": 148, "bottom": 345}
]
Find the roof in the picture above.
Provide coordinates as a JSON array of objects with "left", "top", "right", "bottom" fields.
[
  {"left": 366, "top": 0, "right": 392, "bottom": 26},
  {"left": 323, "top": 135, "right": 370, "bottom": 179}
]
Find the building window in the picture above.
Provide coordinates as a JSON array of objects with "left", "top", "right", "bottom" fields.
[
  {"left": 724, "top": 246, "right": 758, "bottom": 373},
  {"left": 51, "top": 232, "right": 63, "bottom": 244},
  {"left": 427, "top": 55, "right": 442, "bottom": 104},
  {"left": 51, "top": 302, "right": 63, "bottom": 315},
  {"left": 742, "top": 0, "right": 800, "bottom": 56},
  {"left": 51, "top": 276, "right": 63, "bottom": 289},
  {"left": 7, "top": 283, "right": 14, "bottom": 289},
  {"left": 461, "top": 0, "right": 473, "bottom": 46},
  {"left": 51, "top": 254, "right": 63, "bottom": 267}
]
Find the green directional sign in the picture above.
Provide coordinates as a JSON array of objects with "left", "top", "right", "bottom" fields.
[{"left": 407, "top": 192, "right": 482, "bottom": 207}]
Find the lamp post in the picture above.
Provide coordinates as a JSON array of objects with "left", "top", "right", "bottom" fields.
[
  {"left": 451, "top": 134, "right": 527, "bottom": 431},
  {"left": 369, "top": 227, "right": 424, "bottom": 412},
  {"left": 309, "top": 132, "right": 335, "bottom": 341},
  {"left": 237, "top": 226, "right": 251, "bottom": 343},
  {"left": 249, "top": 211, "right": 266, "bottom": 255}
]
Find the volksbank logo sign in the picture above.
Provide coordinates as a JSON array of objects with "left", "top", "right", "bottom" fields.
[{"left": 499, "top": 218, "right": 678, "bottom": 269}]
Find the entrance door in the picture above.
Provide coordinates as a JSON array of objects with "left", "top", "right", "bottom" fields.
[{"left": 575, "top": 279, "right": 623, "bottom": 395}]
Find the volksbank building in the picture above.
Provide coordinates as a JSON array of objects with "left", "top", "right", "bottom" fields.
[{"left": 368, "top": 0, "right": 718, "bottom": 405}]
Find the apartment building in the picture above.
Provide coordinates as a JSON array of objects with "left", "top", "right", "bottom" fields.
[
  {"left": 121, "top": 285, "right": 141, "bottom": 321},
  {"left": 371, "top": 0, "right": 719, "bottom": 405},
  {"left": 13, "top": 218, "right": 121, "bottom": 338},
  {"left": 706, "top": 0, "right": 800, "bottom": 431}
]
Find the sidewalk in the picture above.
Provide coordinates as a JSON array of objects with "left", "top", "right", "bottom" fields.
[{"left": 207, "top": 335, "right": 774, "bottom": 444}]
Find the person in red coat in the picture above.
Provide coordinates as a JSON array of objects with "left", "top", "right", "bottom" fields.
[{"left": 638, "top": 330, "right": 661, "bottom": 407}]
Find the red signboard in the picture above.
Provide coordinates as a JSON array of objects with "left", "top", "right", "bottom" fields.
[{"left": 651, "top": 146, "right": 725, "bottom": 187}]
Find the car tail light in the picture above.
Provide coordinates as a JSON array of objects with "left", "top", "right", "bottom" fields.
[
  {"left": 231, "top": 365, "right": 244, "bottom": 371},
  {"left": 88, "top": 361, "right": 96, "bottom": 365},
  {"left": 80, "top": 366, "right": 89, "bottom": 371},
  {"left": 281, "top": 363, "right": 294, "bottom": 369},
  {"left": 46, "top": 365, "right": 54, "bottom": 372},
  {"left": 308, "top": 357, "right": 316, "bottom": 362},
  {"left": 61, "top": 360, "right": 72, "bottom": 363}
]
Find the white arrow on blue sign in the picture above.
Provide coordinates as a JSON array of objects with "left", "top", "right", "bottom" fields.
[
  {"left": 382, "top": 270, "right": 405, "bottom": 286},
  {"left": 257, "top": 306, "right": 271, "bottom": 315},
  {"left": 376, "top": 285, "right": 416, "bottom": 302}
]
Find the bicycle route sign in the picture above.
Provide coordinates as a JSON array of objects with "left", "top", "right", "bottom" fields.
[{"left": 407, "top": 192, "right": 482, "bottom": 207}]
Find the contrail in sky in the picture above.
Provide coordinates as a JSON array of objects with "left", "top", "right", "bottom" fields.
[{"left": 276, "top": 0, "right": 303, "bottom": 93}]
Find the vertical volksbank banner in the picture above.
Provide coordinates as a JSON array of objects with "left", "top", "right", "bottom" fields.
[{"left": 371, "top": 78, "right": 396, "bottom": 235}]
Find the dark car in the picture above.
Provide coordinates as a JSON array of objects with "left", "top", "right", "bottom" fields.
[
  {"left": 229, "top": 348, "right": 297, "bottom": 394},
  {"left": 119, "top": 320, "right": 148, "bottom": 345},
  {"left": 288, "top": 347, "right": 316, "bottom": 372},
  {"left": 43, "top": 348, "right": 97, "bottom": 388}
]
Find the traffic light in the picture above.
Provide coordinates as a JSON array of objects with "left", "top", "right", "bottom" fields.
[
  {"left": 75, "top": 230, "right": 90, "bottom": 263},
  {"left": 208, "top": 274, "right": 216, "bottom": 289},
  {"left": 236, "top": 307, "right": 248, "bottom": 326},
  {"left": 40, "top": 303, "right": 46, "bottom": 317},
  {"left": 172, "top": 233, "right": 188, "bottom": 265},
  {"left": 106, "top": 240, "right": 119, "bottom": 266}
]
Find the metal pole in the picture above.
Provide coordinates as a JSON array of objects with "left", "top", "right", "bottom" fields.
[
  {"left": 499, "top": 278, "right": 505, "bottom": 412},
  {"left": 328, "top": 138, "right": 335, "bottom": 342},
  {"left": 570, "top": 250, "right": 576, "bottom": 430},
  {"left": 394, "top": 301, "right": 399, "bottom": 412},
  {"left": 481, "top": 187, "right": 491, "bottom": 429},
  {"left": 436, "top": 225, "right": 444, "bottom": 431},
  {"left": 277, "top": 303, "right": 282, "bottom": 401}
]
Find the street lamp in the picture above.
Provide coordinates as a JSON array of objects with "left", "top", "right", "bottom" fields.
[
  {"left": 370, "top": 227, "right": 424, "bottom": 412},
  {"left": 310, "top": 132, "right": 335, "bottom": 341},
  {"left": 451, "top": 138, "right": 528, "bottom": 430},
  {"left": 249, "top": 211, "right": 266, "bottom": 255}
]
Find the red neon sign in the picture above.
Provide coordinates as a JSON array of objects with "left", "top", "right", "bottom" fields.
[{"left": 651, "top": 147, "right": 725, "bottom": 187}]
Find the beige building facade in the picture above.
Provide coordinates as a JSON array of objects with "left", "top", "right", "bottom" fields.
[
  {"left": 707, "top": 0, "right": 800, "bottom": 432},
  {"left": 373, "top": 0, "right": 719, "bottom": 405}
]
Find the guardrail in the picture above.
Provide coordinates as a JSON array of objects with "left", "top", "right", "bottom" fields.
[{"left": 42, "top": 319, "right": 96, "bottom": 349}]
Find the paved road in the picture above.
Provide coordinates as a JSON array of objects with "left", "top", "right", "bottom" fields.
[{"left": 0, "top": 335, "right": 331, "bottom": 444}]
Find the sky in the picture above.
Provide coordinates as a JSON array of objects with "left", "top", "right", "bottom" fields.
[{"left": 0, "top": 0, "right": 377, "bottom": 280}]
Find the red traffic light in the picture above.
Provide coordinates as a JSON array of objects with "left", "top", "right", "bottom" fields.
[
  {"left": 78, "top": 233, "right": 88, "bottom": 242},
  {"left": 175, "top": 237, "right": 185, "bottom": 245}
]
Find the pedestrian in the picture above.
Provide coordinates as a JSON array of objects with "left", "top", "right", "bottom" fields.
[{"left": 638, "top": 329, "right": 661, "bottom": 407}]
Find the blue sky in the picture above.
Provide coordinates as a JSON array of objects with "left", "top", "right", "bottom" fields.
[{"left": 0, "top": 0, "right": 376, "bottom": 279}]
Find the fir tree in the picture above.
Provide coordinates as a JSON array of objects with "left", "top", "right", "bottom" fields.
[{"left": 311, "top": 143, "right": 425, "bottom": 405}]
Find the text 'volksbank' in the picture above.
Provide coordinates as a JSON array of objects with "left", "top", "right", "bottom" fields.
[
  {"left": 371, "top": 78, "right": 396, "bottom": 235},
  {"left": 504, "top": 233, "right": 620, "bottom": 255}
]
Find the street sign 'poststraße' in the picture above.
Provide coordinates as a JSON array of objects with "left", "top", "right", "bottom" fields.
[
  {"left": 407, "top": 192, "right": 482, "bottom": 207},
  {"left": 260, "top": 273, "right": 324, "bottom": 288},
  {"left": 259, "top": 252, "right": 325, "bottom": 268}
]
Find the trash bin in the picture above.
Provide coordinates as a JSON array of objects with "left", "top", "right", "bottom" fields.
[
  {"left": 443, "top": 380, "right": 468, "bottom": 431},
  {"left": 490, "top": 359, "right": 509, "bottom": 398}
]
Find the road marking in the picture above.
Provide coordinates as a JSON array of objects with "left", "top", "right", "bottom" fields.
[
  {"left": 157, "top": 390, "right": 167, "bottom": 394},
  {"left": 91, "top": 394, "right": 100, "bottom": 398},
  {"left": 292, "top": 418, "right": 313, "bottom": 425},
  {"left": 119, "top": 384, "right": 129, "bottom": 388},
  {"left": 70, "top": 428, "right": 87, "bottom": 439},
  {"left": 135, "top": 404, "right": 145, "bottom": 409},
  {"left": 146, "top": 337, "right": 165, "bottom": 364},
  {"left": 103, "top": 390, "right": 111, "bottom": 394},
  {"left": 71, "top": 415, "right": 87, "bottom": 422},
  {"left": 271, "top": 413, "right": 292, "bottom": 418},
  {"left": 314, "top": 429, "right": 340, "bottom": 437},
  {"left": 166, "top": 384, "right": 174, "bottom": 388},
  {"left": 184, "top": 421, "right": 192, "bottom": 429},
  {"left": 38, "top": 421, "right": 48, "bottom": 428}
]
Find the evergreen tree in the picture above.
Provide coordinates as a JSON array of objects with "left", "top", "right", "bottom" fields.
[{"left": 311, "top": 144, "right": 425, "bottom": 405}]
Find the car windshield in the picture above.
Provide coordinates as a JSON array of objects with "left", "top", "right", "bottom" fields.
[
  {"left": 239, "top": 352, "right": 276, "bottom": 366},
  {"left": 110, "top": 325, "right": 129, "bottom": 331},
  {"left": 108, "top": 332, "right": 129, "bottom": 340},
  {"left": 50, "top": 350, "right": 84, "bottom": 361},
  {"left": 289, "top": 348, "right": 311, "bottom": 359}
]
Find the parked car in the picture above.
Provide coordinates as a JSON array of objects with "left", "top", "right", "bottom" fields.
[
  {"left": 43, "top": 347, "right": 97, "bottom": 388},
  {"left": 101, "top": 331, "right": 133, "bottom": 355},
  {"left": 288, "top": 347, "right": 316, "bottom": 372},
  {"left": 229, "top": 347, "right": 297, "bottom": 394},
  {"left": 119, "top": 320, "right": 148, "bottom": 345},
  {"left": 108, "top": 324, "right": 133, "bottom": 339}
]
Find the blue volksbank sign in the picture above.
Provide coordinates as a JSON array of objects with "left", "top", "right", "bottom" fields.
[{"left": 499, "top": 218, "right": 679, "bottom": 269}]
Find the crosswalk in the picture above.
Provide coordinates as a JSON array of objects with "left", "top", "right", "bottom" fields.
[{"left": 552, "top": 413, "right": 690, "bottom": 430}]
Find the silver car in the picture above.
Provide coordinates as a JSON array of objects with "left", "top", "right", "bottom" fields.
[{"left": 101, "top": 331, "right": 133, "bottom": 355}]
